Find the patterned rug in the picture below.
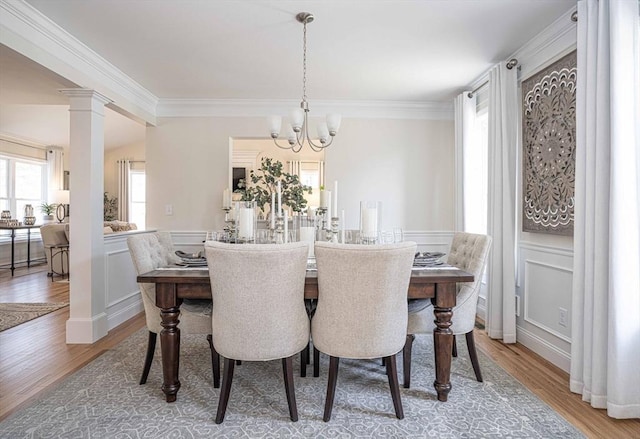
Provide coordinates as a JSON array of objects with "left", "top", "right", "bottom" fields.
[
  {"left": 0, "top": 329, "right": 584, "bottom": 438},
  {"left": 0, "top": 302, "right": 68, "bottom": 332}
]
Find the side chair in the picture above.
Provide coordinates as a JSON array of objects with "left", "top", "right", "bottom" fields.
[
  {"left": 127, "top": 232, "right": 220, "bottom": 388},
  {"left": 204, "top": 241, "right": 310, "bottom": 424},
  {"left": 311, "top": 241, "right": 417, "bottom": 421},
  {"left": 403, "top": 232, "right": 492, "bottom": 387}
]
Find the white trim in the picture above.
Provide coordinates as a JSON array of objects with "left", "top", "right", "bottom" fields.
[
  {"left": 156, "top": 99, "right": 454, "bottom": 120},
  {"left": 519, "top": 240, "right": 574, "bottom": 257},
  {"left": 65, "top": 313, "right": 108, "bottom": 344},
  {"left": 106, "top": 293, "right": 143, "bottom": 331},
  {"left": 516, "top": 324, "right": 571, "bottom": 373},
  {"left": 0, "top": 0, "right": 157, "bottom": 124}
]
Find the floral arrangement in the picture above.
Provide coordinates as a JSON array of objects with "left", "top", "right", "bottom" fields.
[{"left": 235, "top": 157, "right": 312, "bottom": 214}]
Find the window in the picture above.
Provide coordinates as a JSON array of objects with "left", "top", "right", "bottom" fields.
[
  {"left": 464, "top": 89, "right": 489, "bottom": 234},
  {"left": 0, "top": 155, "right": 47, "bottom": 219},
  {"left": 129, "top": 169, "right": 145, "bottom": 229}
]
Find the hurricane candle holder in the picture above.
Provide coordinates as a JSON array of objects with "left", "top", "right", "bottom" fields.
[
  {"left": 360, "top": 201, "right": 381, "bottom": 244},
  {"left": 274, "top": 214, "right": 285, "bottom": 244},
  {"left": 236, "top": 200, "right": 256, "bottom": 243}
]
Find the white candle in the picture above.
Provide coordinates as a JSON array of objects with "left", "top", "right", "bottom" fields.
[
  {"left": 362, "top": 208, "right": 378, "bottom": 239},
  {"left": 238, "top": 207, "right": 254, "bottom": 239},
  {"left": 271, "top": 192, "right": 276, "bottom": 229},
  {"left": 341, "top": 209, "right": 345, "bottom": 243},
  {"left": 321, "top": 190, "right": 331, "bottom": 220},
  {"left": 333, "top": 181, "right": 338, "bottom": 213},
  {"left": 277, "top": 181, "right": 282, "bottom": 215},
  {"left": 283, "top": 211, "right": 288, "bottom": 243},
  {"left": 223, "top": 188, "right": 231, "bottom": 209}
]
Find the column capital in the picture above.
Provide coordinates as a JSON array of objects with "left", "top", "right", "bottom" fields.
[{"left": 59, "top": 88, "right": 112, "bottom": 106}]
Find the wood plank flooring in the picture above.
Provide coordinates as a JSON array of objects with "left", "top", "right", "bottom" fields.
[{"left": 1, "top": 265, "right": 638, "bottom": 437}]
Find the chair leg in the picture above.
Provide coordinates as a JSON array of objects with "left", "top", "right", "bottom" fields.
[
  {"left": 282, "top": 356, "right": 299, "bottom": 422},
  {"left": 207, "top": 334, "right": 220, "bottom": 388},
  {"left": 452, "top": 334, "right": 458, "bottom": 357},
  {"left": 402, "top": 334, "right": 415, "bottom": 389},
  {"left": 215, "top": 357, "right": 236, "bottom": 424},
  {"left": 465, "top": 331, "right": 483, "bottom": 382},
  {"left": 313, "top": 346, "right": 320, "bottom": 377},
  {"left": 384, "top": 354, "right": 404, "bottom": 420},
  {"left": 323, "top": 356, "right": 340, "bottom": 422},
  {"left": 139, "top": 331, "right": 157, "bottom": 385},
  {"left": 300, "top": 343, "right": 308, "bottom": 377}
]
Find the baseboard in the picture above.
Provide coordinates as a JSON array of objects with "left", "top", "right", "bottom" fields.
[
  {"left": 516, "top": 325, "right": 571, "bottom": 373},
  {"left": 65, "top": 313, "right": 109, "bottom": 344},
  {"left": 107, "top": 297, "right": 143, "bottom": 331}
]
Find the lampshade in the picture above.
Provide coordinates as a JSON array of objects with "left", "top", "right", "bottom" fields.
[{"left": 54, "top": 190, "right": 70, "bottom": 205}]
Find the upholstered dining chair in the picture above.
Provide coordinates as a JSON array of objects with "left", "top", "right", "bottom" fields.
[
  {"left": 311, "top": 241, "right": 417, "bottom": 421},
  {"left": 403, "top": 232, "right": 492, "bottom": 388},
  {"left": 127, "top": 232, "right": 219, "bottom": 387},
  {"left": 204, "top": 241, "right": 310, "bottom": 424}
]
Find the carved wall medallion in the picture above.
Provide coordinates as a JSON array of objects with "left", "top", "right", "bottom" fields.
[{"left": 522, "top": 51, "right": 576, "bottom": 235}]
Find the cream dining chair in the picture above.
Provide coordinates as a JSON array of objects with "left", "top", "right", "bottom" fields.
[
  {"left": 403, "top": 232, "right": 492, "bottom": 387},
  {"left": 311, "top": 241, "right": 416, "bottom": 421},
  {"left": 127, "top": 232, "right": 220, "bottom": 387},
  {"left": 204, "top": 241, "right": 310, "bottom": 424}
]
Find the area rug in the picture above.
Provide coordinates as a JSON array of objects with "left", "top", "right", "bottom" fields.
[
  {"left": 0, "top": 329, "right": 584, "bottom": 438},
  {"left": 0, "top": 302, "right": 68, "bottom": 332}
]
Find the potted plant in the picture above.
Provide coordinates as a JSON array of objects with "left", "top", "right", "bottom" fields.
[
  {"left": 235, "top": 157, "right": 312, "bottom": 216},
  {"left": 103, "top": 192, "right": 118, "bottom": 221},
  {"left": 39, "top": 202, "right": 57, "bottom": 222}
]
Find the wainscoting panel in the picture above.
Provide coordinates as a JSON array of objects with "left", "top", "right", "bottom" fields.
[
  {"left": 517, "top": 241, "right": 573, "bottom": 372},
  {"left": 104, "top": 232, "right": 144, "bottom": 330}
]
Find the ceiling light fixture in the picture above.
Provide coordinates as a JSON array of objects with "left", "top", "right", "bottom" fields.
[{"left": 269, "top": 12, "right": 341, "bottom": 153}]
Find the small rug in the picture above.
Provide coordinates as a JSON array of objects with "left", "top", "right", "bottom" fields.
[
  {"left": 0, "top": 329, "right": 585, "bottom": 438},
  {"left": 0, "top": 302, "right": 68, "bottom": 332}
]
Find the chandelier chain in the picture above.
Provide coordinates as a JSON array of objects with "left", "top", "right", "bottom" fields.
[{"left": 302, "top": 20, "right": 307, "bottom": 103}]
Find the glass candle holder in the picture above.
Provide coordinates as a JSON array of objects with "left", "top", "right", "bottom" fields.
[
  {"left": 235, "top": 200, "right": 256, "bottom": 242},
  {"left": 360, "top": 201, "right": 381, "bottom": 244}
]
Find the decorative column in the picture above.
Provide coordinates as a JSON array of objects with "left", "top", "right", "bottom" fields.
[{"left": 60, "top": 89, "right": 112, "bottom": 344}]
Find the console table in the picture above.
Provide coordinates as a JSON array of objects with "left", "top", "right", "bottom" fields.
[{"left": 0, "top": 224, "right": 42, "bottom": 276}]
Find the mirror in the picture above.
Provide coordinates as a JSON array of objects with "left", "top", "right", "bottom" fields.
[{"left": 231, "top": 138, "right": 325, "bottom": 210}]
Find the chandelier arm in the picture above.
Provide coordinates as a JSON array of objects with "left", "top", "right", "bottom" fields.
[{"left": 273, "top": 137, "right": 302, "bottom": 153}]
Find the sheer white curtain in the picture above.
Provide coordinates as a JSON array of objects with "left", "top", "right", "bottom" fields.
[
  {"left": 453, "top": 91, "right": 477, "bottom": 231},
  {"left": 288, "top": 160, "right": 301, "bottom": 178},
  {"left": 485, "top": 62, "right": 517, "bottom": 343},
  {"left": 117, "top": 159, "right": 131, "bottom": 222},
  {"left": 570, "top": 0, "right": 640, "bottom": 419},
  {"left": 46, "top": 148, "right": 64, "bottom": 202}
]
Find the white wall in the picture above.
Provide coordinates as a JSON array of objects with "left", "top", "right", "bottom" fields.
[
  {"left": 145, "top": 116, "right": 455, "bottom": 233},
  {"left": 104, "top": 141, "right": 145, "bottom": 197}
]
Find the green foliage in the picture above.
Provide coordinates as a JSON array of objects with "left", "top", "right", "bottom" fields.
[
  {"left": 39, "top": 203, "right": 57, "bottom": 215},
  {"left": 235, "top": 157, "right": 312, "bottom": 213},
  {"left": 104, "top": 192, "right": 118, "bottom": 221}
]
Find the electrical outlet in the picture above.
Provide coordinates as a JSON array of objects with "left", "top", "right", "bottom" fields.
[
  {"left": 165, "top": 204, "right": 173, "bottom": 215},
  {"left": 559, "top": 307, "right": 568, "bottom": 327}
]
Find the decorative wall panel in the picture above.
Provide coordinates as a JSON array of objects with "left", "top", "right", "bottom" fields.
[{"left": 522, "top": 51, "right": 576, "bottom": 235}]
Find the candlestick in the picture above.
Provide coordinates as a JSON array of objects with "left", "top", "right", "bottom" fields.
[
  {"left": 277, "top": 181, "right": 282, "bottom": 215},
  {"left": 271, "top": 192, "right": 276, "bottom": 229},
  {"left": 284, "top": 211, "right": 288, "bottom": 243}
]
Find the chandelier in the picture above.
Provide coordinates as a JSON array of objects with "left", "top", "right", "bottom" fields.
[{"left": 269, "top": 12, "right": 341, "bottom": 153}]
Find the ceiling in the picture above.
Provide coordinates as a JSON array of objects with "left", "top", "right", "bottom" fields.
[{"left": 0, "top": 0, "right": 575, "bottom": 149}]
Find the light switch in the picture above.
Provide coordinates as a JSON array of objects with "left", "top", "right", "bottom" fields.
[{"left": 165, "top": 204, "right": 173, "bottom": 215}]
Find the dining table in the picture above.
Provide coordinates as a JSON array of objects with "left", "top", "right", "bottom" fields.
[{"left": 137, "top": 265, "right": 474, "bottom": 403}]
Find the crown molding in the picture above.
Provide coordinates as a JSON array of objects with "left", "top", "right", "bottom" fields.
[
  {"left": 510, "top": 7, "right": 577, "bottom": 81},
  {"left": 156, "top": 98, "right": 453, "bottom": 120},
  {"left": 0, "top": 0, "right": 158, "bottom": 123}
]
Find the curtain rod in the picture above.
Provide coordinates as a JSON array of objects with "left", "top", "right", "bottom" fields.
[{"left": 467, "top": 58, "right": 519, "bottom": 98}]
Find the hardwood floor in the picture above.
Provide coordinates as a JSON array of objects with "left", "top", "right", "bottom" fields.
[{"left": 1, "top": 267, "right": 638, "bottom": 437}]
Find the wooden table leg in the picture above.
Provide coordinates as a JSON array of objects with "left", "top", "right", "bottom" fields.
[
  {"left": 432, "top": 282, "right": 456, "bottom": 402},
  {"left": 156, "top": 283, "right": 181, "bottom": 403}
]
